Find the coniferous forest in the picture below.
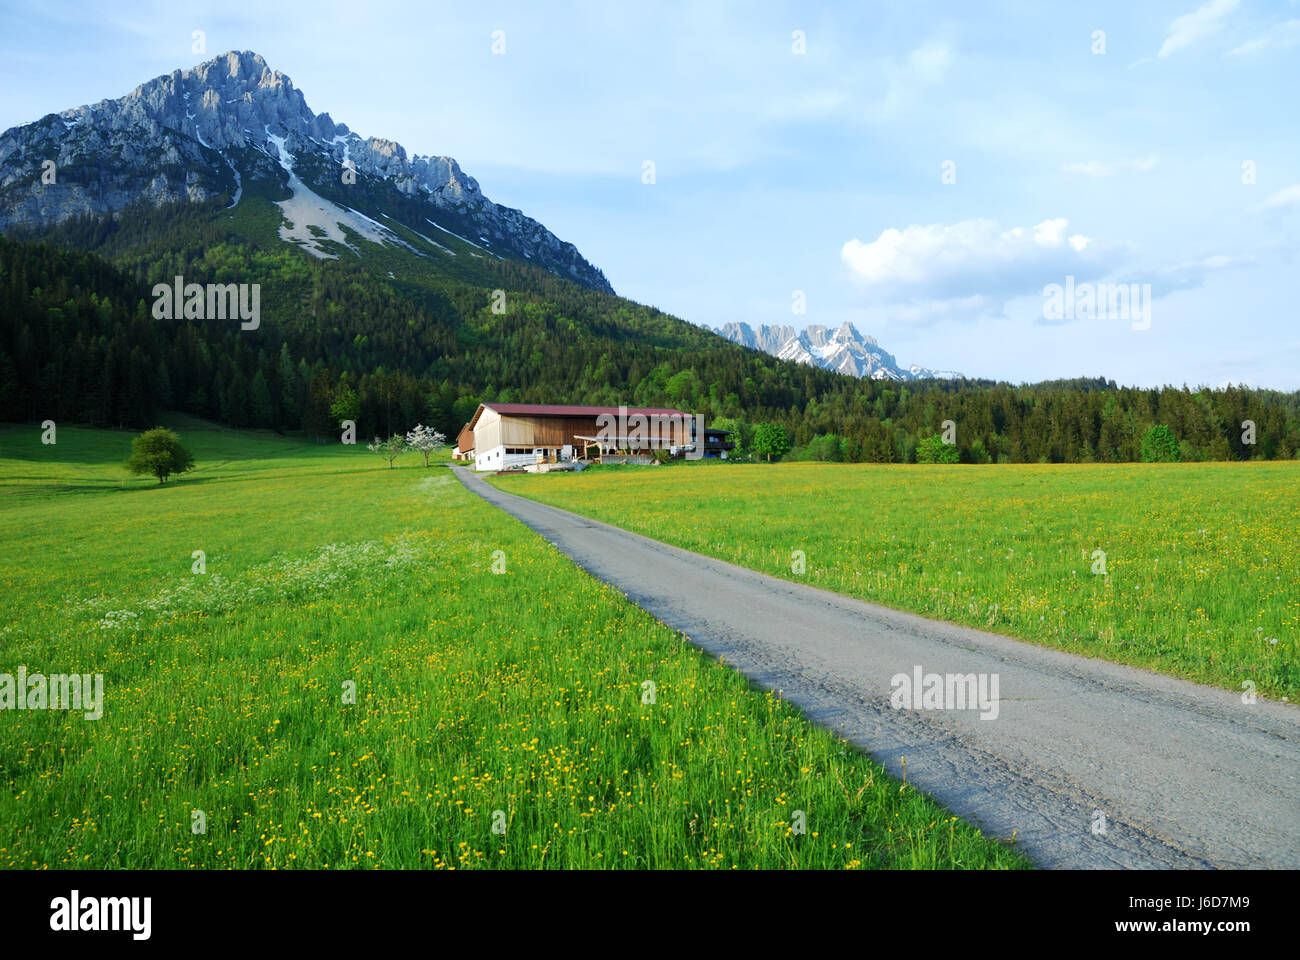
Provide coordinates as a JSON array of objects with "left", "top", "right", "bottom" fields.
[{"left": 1, "top": 211, "right": 1297, "bottom": 463}]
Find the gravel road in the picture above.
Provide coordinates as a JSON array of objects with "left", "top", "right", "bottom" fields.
[{"left": 453, "top": 466, "right": 1299, "bottom": 869}]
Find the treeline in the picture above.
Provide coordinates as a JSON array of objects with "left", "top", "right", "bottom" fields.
[
  {"left": 1, "top": 232, "right": 1297, "bottom": 461},
  {"left": 780, "top": 375, "right": 1299, "bottom": 462},
  {"left": 716, "top": 374, "right": 1298, "bottom": 464}
]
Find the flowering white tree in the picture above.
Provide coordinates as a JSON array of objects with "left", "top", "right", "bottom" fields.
[
  {"left": 367, "top": 433, "right": 407, "bottom": 469},
  {"left": 405, "top": 424, "right": 447, "bottom": 467}
]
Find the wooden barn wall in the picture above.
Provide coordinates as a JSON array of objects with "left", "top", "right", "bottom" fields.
[
  {"left": 496, "top": 414, "right": 690, "bottom": 449},
  {"left": 473, "top": 407, "right": 502, "bottom": 451},
  {"left": 499, "top": 416, "right": 601, "bottom": 447}
]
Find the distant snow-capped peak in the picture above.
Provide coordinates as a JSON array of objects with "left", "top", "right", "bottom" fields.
[{"left": 716, "top": 321, "right": 962, "bottom": 381}]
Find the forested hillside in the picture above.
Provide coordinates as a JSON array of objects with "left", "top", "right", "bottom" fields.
[{"left": 1, "top": 219, "right": 1297, "bottom": 463}]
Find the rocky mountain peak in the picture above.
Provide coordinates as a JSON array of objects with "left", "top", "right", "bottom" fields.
[
  {"left": 0, "top": 51, "right": 613, "bottom": 293},
  {"left": 715, "top": 321, "right": 961, "bottom": 382}
]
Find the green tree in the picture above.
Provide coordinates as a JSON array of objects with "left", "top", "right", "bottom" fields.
[
  {"left": 753, "top": 422, "right": 791, "bottom": 462},
  {"left": 155, "top": 360, "right": 173, "bottom": 411},
  {"left": 805, "top": 433, "right": 844, "bottom": 462},
  {"left": 665, "top": 369, "right": 699, "bottom": 406},
  {"left": 331, "top": 386, "right": 361, "bottom": 428},
  {"left": 967, "top": 437, "right": 992, "bottom": 464},
  {"left": 249, "top": 370, "right": 274, "bottom": 428},
  {"left": 917, "top": 434, "right": 960, "bottom": 464},
  {"left": 367, "top": 433, "right": 407, "bottom": 469},
  {"left": 710, "top": 416, "right": 748, "bottom": 457},
  {"left": 451, "top": 395, "right": 481, "bottom": 431},
  {"left": 1140, "top": 424, "right": 1182, "bottom": 462},
  {"left": 124, "top": 427, "right": 195, "bottom": 483},
  {"left": 223, "top": 369, "right": 250, "bottom": 428},
  {"left": 278, "top": 344, "right": 299, "bottom": 423},
  {"left": 306, "top": 369, "right": 336, "bottom": 442}
]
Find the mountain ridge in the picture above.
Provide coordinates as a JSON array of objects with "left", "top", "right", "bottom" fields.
[
  {"left": 717, "top": 320, "right": 961, "bottom": 381},
  {"left": 0, "top": 50, "right": 613, "bottom": 293}
]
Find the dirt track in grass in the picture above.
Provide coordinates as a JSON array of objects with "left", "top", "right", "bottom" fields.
[{"left": 458, "top": 466, "right": 1300, "bottom": 869}]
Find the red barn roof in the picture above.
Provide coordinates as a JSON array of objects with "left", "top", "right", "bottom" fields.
[{"left": 469, "top": 403, "right": 691, "bottom": 428}]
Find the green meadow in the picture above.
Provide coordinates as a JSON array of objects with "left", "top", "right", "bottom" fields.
[
  {"left": 0, "top": 420, "right": 1027, "bottom": 869},
  {"left": 493, "top": 461, "right": 1300, "bottom": 700}
]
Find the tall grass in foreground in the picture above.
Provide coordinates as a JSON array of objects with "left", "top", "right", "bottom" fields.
[
  {"left": 494, "top": 461, "right": 1299, "bottom": 699},
  {"left": 0, "top": 422, "right": 1026, "bottom": 869}
]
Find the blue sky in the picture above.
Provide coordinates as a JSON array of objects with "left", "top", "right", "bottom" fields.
[{"left": 2, "top": 0, "right": 1298, "bottom": 388}]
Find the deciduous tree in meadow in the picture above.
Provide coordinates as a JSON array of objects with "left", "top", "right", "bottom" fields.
[
  {"left": 124, "top": 427, "right": 196, "bottom": 483},
  {"left": 405, "top": 424, "right": 447, "bottom": 467},
  {"left": 917, "top": 433, "right": 960, "bottom": 464},
  {"left": 367, "top": 433, "right": 407, "bottom": 469},
  {"left": 752, "top": 422, "right": 791, "bottom": 462}
]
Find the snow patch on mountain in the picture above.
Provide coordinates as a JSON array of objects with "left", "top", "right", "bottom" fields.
[
  {"left": 424, "top": 218, "right": 500, "bottom": 259},
  {"left": 265, "top": 129, "right": 410, "bottom": 260}
]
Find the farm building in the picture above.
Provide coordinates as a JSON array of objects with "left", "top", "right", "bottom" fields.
[
  {"left": 468, "top": 403, "right": 696, "bottom": 471},
  {"left": 703, "top": 427, "right": 735, "bottom": 458},
  {"left": 452, "top": 424, "right": 475, "bottom": 461}
]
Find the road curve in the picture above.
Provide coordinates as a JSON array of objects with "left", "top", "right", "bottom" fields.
[{"left": 451, "top": 466, "right": 1300, "bottom": 869}]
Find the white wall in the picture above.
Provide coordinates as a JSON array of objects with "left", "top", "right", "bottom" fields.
[{"left": 475, "top": 446, "right": 541, "bottom": 472}]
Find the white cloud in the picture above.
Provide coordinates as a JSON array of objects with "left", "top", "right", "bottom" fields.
[
  {"left": 1100, "top": 253, "right": 1252, "bottom": 301},
  {"left": 841, "top": 218, "right": 1112, "bottom": 314},
  {"left": 1254, "top": 183, "right": 1300, "bottom": 210},
  {"left": 1228, "top": 19, "right": 1300, "bottom": 55},
  {"left": 1158, "top": 0, "right": 1240, "bottom": 58},
  {"left": 908, "top": 42, "right": 952, "bottom": 84},
  {"left": 889, "top": 295, "right": 993, "bottom": 327},
  {"left": 1061, "top": 156, "right": 1158, "bottom": 177},
  {"left": 1153, "top": 253, "right": 1252, "bottom": 287},
  {"left": 764, "top": 88, "right": 849, "bottom": 121},
  {"left": 868, "top": 40, "right": 952, "bottom": 121},
  {"left": 1031, "top": 219, "right": 1072, "bottom": 246}
]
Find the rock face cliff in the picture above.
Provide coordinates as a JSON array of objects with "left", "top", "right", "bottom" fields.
[
  {"left": 0, "top": 50, "right": 613, "bottom": 293},
  {"left": 717, "top": 321, "right": 962, "bottom": 380}
]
